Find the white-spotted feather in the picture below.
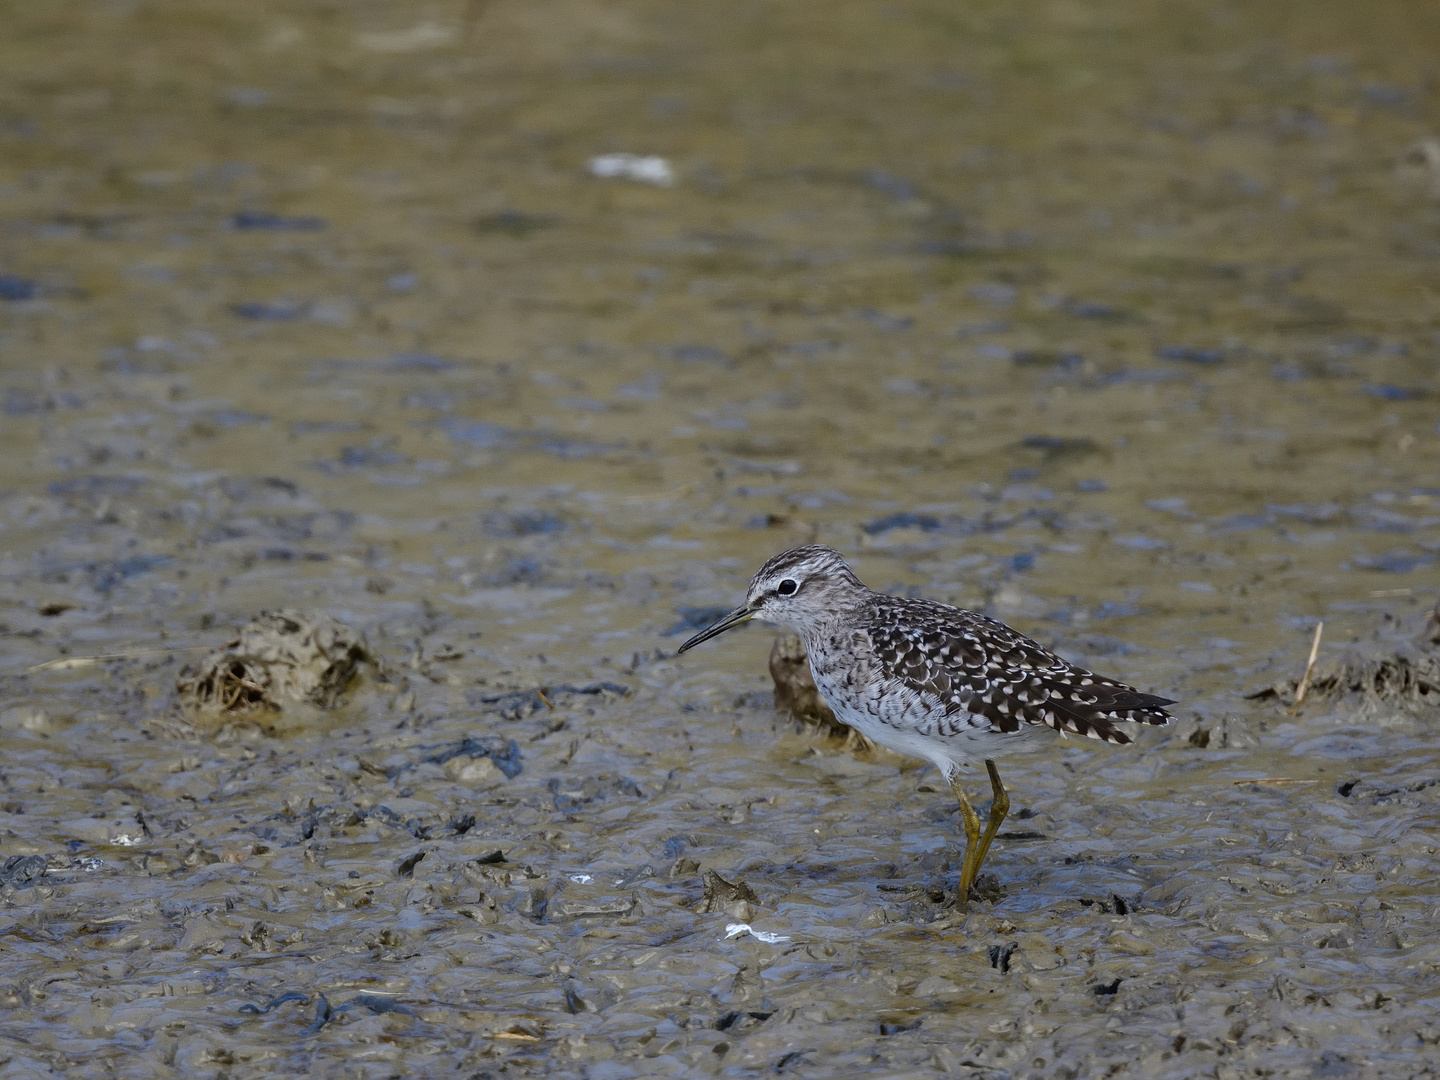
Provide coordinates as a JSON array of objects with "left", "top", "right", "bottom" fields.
[
  {"left": 715, "top": 544, "right": 1175, "bottom": 775},
  {"left": 861, "top": 594, "right": 1172, "bottom": 745}
]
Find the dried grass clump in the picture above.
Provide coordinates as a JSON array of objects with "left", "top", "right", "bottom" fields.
[
  {"left": 177, "top": 610, "right": 373, "bottom": 714},
  {"left": 1249, "top": 651, "right": 1440, "bottom": 709},
  {"left": 769, "top": 631, "right": 878, "bottom": 753},
  {"left": 1248, "top": 600, "right": 1440, "bottom": 710}
]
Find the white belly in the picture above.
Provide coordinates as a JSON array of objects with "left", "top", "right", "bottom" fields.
[{"left": 810, "top": 652, "right": 1044, "bottom": 777}]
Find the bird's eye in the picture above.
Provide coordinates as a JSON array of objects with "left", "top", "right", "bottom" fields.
[{"left": 776, "top": 579, "right": 798, "bottom": 596}]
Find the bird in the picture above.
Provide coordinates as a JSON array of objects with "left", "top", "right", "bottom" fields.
[{"left": 677, "top": 544, "right": 1175, "bottom": 902}]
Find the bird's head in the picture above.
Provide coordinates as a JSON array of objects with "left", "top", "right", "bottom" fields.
[{"left": 677, "top": 545, "right": 866, "bottom": 653}]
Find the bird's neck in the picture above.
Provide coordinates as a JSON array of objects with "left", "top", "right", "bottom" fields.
[{"left": 789, "top": 588, "right": 872, "bottom": 650}]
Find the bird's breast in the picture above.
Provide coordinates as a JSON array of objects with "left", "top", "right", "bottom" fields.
[{"left": 806, "top": 630, "right": 932, "bottom": 732}]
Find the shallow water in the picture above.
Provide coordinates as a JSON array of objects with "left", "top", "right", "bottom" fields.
[{"left": 1, "top": 1, "right": 1439, "bottom": 1076}]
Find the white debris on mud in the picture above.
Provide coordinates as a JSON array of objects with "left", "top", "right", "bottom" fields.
[{"left": 588, "top": 153, "right": 675, "bottom": 186}]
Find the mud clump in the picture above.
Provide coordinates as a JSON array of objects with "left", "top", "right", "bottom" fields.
[
  {"left": 1249, "top": 650, "right": 1440, "bottom": 708},
  {"left": 0, "top": 855, "right": 49, "bottom": 892},
  {"left": 177, "top": 610, "right": 374, "bottom": 716},
  {"left": 695, "top": 870, "right": 759, "bottom": 917},
  {"left": 1248, "top": 600, "right": 1440, "bottom": 709},
  {"left": 770, "top": 631, "right": 879, "bottom": 752}
]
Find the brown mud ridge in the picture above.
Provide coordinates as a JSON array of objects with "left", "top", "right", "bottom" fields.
[{"left": 1247, "top": 600, "right": 1440, "bottom": 710}]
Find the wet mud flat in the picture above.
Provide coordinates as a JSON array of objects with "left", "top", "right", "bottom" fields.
[{"left": 2, "top": 0, "right": 1440, "bottom": 1076}]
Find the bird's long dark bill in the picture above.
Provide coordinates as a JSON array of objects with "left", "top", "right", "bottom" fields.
[{"left": 676, "top": 606, "right": 753, "bottom": 653}]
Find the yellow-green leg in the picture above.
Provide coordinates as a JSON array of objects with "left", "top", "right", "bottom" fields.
[
  {"left": 973, "top": 760, "right": 1010, "bottom": 882},
  {"left": 950, "top": 760, "right": 1010, "bottom": 901},
  {"left": 949, "top": 773, "right": 982, "bottom": 899}
]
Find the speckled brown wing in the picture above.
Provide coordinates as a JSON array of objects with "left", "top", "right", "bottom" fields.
[{"left": 865, "top": 596, "right": 1175, "bottom": 743}]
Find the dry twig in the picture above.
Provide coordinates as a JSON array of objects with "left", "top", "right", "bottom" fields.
[
  {"left": 1291, "top": 621, "right": 1324, "bottom": 711},
  {"left": 28, "top": 645, "right": 206, "bottom": 674}
]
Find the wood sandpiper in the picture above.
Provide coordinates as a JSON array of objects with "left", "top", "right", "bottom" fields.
[{"left": 677, "top": 545, "right": 1175, "bottom": 901}]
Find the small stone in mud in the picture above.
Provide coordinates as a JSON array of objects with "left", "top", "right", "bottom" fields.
[
  {"left": 729, "top": 964, "right": 765, "bottom": 1004},
  {"left": 717, "top": 1009, "right": 773, "bottom": 1032},
  {"left": 668, "top": 856, "right": 700, "bottom": 879},
  {"left": 967, "top": 872, "right": 1003, "bottom": 905},
  {"left": 1015, "top": 933, "right": 1062, "bottom": 970},
  {"left": 177, "top": 610, "right": 373, "bottom": 715},
  {"left": 552, "top": 896, "right": 637, "bottom": 919},
  {"left": 858, "top": 905, "right": 889, "bottom": 928},
  {"left": 695, "top": 870, "right": 758, "bottom": 914},
  {"left": 770, "top": 632, "right": 877, "bottom": 752},
  {"left": 0, "top": 855, "right": 49, "bottom": 891},
  {"left": 516, "top": 886, "right": 548, "bottom": 920},
  {"left": 443, "top": 755, "right": 507, "bottom": 787}
]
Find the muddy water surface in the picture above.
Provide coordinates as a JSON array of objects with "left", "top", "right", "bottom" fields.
[{"left": 2, "top": 1, "right": 1440, "bottom": 1076}]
